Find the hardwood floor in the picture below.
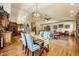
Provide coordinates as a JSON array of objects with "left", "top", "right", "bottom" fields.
[
  {"left": 0, "top": 36, "right": 79, "bottom": 56},
  {"left": 47, "top": 43, "right": 69, "bottom": 56},
  {"left": 22, "top": 36, "right": 79, "bottom": 56}
]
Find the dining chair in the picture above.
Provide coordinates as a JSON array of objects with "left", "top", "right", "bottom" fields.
[
  {"left": 43, "top": 31, "right": 51, "bottom": 52},
  {"left": 25, "top": 34, "right": 41, "bottom": 56},
  {"left": 20, "top": 33, "right": 27, "bottom": 54},
  {"left": 39, "top": 31, "right": 44, "bottom": 40}
]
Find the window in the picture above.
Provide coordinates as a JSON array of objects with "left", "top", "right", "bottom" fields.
[
  {"left": 65, "top": 25, "right": 70, "bottom": 29},
  {"left": 58, "top": 24, "right": 63, "bottom": 28},
  {"left": 53, "top": 25, "right": 57, "bottom": 29}
]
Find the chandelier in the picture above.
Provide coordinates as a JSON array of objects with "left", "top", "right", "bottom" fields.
[
  {"left": 32, "top": 3, "right": 51, "bottom": 20},
  {"left": 32, "top": 3, "right": 41, "bottom": 17}
]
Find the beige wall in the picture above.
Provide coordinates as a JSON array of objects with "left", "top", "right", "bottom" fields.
[{"left": 35, "top": 19, "right": 76, "bottom": 34}]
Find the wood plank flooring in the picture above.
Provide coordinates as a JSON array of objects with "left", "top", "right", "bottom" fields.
[{"left": 0, "top": 36, "right": 79, "bottom": 56}]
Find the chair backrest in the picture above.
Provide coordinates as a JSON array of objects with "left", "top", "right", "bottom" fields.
[
  {"left": 39, "top": 31, "right": 44, "bottom": 39},
  {"left": 20, "top": 33, "right": 27, "bottom": 46},
  {"left": 43, "top": 31, "right": 51, "bottom": 40},
  {"left": 43, "top": 31, "right": 51, "bottom": 46},
  {"left": 25, "top": 34, "right": 33, "bottom": 51}
]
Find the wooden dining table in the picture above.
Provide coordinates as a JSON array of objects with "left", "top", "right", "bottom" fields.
[
  {"left": 30, "top": 33, "right": 45, "bottom": 55},
  {"left": 31, "top": 33, "right": 44, "bottom": 46}
]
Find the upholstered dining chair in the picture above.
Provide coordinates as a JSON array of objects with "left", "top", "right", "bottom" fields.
[
  {"left": 42, "top": 31, "right": 51, "bottom": 52},
  {"left": 20, "top": 33, "right": 27, "bottom": 54},
  {"left": 25, "top": 34, "right": 41, "bottom": 56},
  {"left": 39, "top": 31, "right": 44, "bottom": 40}
]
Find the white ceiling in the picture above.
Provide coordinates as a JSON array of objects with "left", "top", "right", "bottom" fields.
[{"left": 11, "top": 3, "right": 79, "bottom": 22}]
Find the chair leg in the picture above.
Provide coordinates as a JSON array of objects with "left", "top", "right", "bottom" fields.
[
  {"left": 22, "top": 45, "right": 24, "bottom": 50},
  {"left": 47, "top": 45, "right": 49, "bottom": 52},
  {"left": 44, "top": 45, "right": 49, "bottom": 52},
  {"left": 22, "top": 45, "right": 26, "bottom": 55},
  {"left": 25, "top": 46, "right": 27, "bottom": 54},
  {"left": 27, "top": 48, "right": 29, "bottom": 56},
  {"left": 32, "top": 52, "right": 34, "bottom": 56},
  {"left": 39, "top": 48, "right": 44, "bottom": 56}
]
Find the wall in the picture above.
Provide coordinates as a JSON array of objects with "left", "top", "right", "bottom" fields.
[
  {"left": 37, "top": 20, "right": 76, "bottom": 34},
  {"left": 50, "top": 21, "right": 74, "bottom": 33},
  {"left": 0, "top": 3, "right": 11, "bottom": 20}
]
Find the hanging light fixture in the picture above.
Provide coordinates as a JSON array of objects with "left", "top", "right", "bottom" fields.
[
  {"left": 32, "top": 3, "right": 41, "bottom": 17},
  {"left": 32, "top": 3, "right": 51, "bottom": 21}
]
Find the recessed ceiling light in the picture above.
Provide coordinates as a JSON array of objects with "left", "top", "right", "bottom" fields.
[
  {"left": 70, "top": 3, "right": 75, "bottom": 6},
  {"left": 70, "top": 10, "right": 74, "bottom": 13}
]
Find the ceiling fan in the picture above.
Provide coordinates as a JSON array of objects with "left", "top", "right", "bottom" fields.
[{"left": 42, "top": 14, "right": 51, "bottom": 20}]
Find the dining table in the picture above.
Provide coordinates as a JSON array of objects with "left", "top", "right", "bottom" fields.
[
  {"left": 31, "top": 33, "right": 44, "bottom": 47},
  {"left": 30, "top": 33, "right": 45, "bottom": 55}
]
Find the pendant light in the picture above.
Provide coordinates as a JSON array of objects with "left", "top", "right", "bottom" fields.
[{"left": 32, "top": 3, "right": 40, "bottom": 17}]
